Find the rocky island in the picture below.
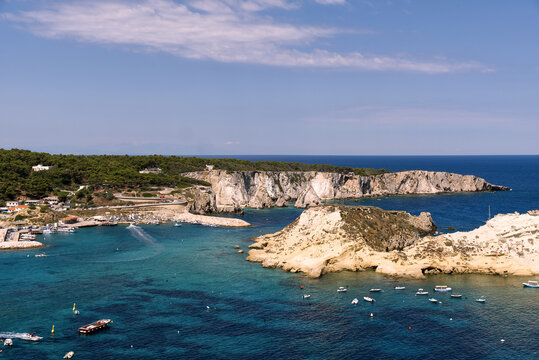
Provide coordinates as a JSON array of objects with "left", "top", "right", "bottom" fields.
[{"left": 247, "top": 205, "right": 539, "bottom": 278}]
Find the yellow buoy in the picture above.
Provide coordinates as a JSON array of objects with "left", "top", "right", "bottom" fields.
[
  {"left": 51, "top": 324, "right": 55, "bottom": 335},
  {"left": 72, "top": 303, "right": 76, "bottom": 312}
]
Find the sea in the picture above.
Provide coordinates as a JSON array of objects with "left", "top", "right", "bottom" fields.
[{"left": 1, "top": 156, "right": 538, "bottom": 359}]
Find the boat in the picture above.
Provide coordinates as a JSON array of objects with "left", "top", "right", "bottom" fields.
[
  {"left": 57, "top": 227, "right": 75, "bottom": 233},
  {"left": 450, "top": 294, "right": 463, "bottom": 298},
  {"left": 35, "top": 254, "right": 47, "bottom": 258},
  {"left": 476, "top": 298, "right": 486, "bottom": 303},
  {"left": 434, "top": 285, "right": 452, "bottom": 292},
  {"left": 394, "top": 286, "right": 406, "bottom": 290},
  {"left": 78, "top": 319, "right": 112, "bottom": 334},
  {"left": 302, "top": 294, "right": 311, "bottom": 299},
  {"left": 522, "top": 280, "right": 539, "bottom": 288},
  {"left": 429, "top": 298, "right": 439, "bottom": 303},
  {"left": 43, "top": 228, "right": 53, "bottom": 234},
  {"left": 351, "top": 298, "right": 359, "bottom": 305},
  {"left": 174, "top": 223, "right": 182, "bottom": 227},
  {"left": 416, "top": 288, "right": 429, "bottom": 295},
  {"left": 3, "top": 339, "right": 12, "bottom": 346},
  {"left": 20, "top": 233, "right": 36, "bottom": 240},
  {"left": 363, "top": 296, "right": 375, "bottom": 303},
  {"left": 369, "top": 289, "right": 382, "bottom": 292},
  {"left": 64, "top": 351, "right": 75, "bottom": 359},
  {"left": 337, "top": 286, "right": 348, "bottom": 292}
]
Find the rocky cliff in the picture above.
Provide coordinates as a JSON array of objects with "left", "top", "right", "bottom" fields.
[
  {"left": 247, "top": 206, "right": 538, "bottom": 278},
  {"left": 184, "top": 170, "right": 509, "bottom": 213}
]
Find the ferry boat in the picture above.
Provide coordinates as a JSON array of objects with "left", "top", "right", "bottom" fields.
[
  {"left": 78, "top": 319, "right": 112, "bottom": 334},
  {"left": 522, "top": 280, "right": 539, "bottom": 288},
  {"left": 434, "top": 285, "right": 452, "bottom": 292}
]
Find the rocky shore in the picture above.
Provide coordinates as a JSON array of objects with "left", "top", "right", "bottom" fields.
[
  {"left": 0, "top": 241, "right": 44, "bottom": 250},
  {"left": 185, "top": 170, "right": 509, "bottom": 213},
  {"left": 247, "top": 205, "right": 538, "bottom": 279}
]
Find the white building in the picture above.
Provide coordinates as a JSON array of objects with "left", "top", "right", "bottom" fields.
[
  {"left": 6, "top": 201, "right": 19, "bottom": 207},
  {"left": 205, "top": 165, "right": 214, "bottom": 171},
  {"left": 139, "top": 168, "right": 162, "bottom": 174},
  {"left": 32, "top": 164, "right": 51, "bottom": 172}
]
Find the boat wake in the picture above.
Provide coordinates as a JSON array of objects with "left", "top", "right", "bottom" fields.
[
  {"left": 127, "top": 224, "right": 159, "bottom": 247},
  {"left": 0, "top": 332, "right": 42, "bottom": 341}
]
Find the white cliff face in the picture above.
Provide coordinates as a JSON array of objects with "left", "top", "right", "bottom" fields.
[
  {"left": 247, "top": 206, "right": 539, "bottom": 279},
  {"left": 184, "top": 170, "right": 509, "bottom": 212}
]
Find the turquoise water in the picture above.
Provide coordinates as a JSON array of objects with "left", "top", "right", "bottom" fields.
[{"left": 1, "top": 156, "right": 538, "bottom": 359}]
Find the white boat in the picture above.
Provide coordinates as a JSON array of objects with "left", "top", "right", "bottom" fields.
[
  {"left": 450, "top": 294, "right": 462, "bottom": 298},
  {"left": 302, "top": 294, "right": 311, "bottom": 299},
  {"left": 57, "top": 227, "right": 75, "bottom": 233},
  {"left": 434, "top": 285, "right": 452, "bottom": 292},
  {"left": 394, "top": 286, "right": 406, "bottom": 290},
  {"left": 4, "top": 339, "right": 13, "bottom": 346},
  {"left": 363, "top": 296, "right": 375, "bottom": 303},
  {"left": 43, "top": 228, "right": 53, "bottom": 234},
  {"left": 416, "top": 289, "right": 429, "bottom": 295},
  {"left": 429, "top": 298, "right": 439, "bottom": 303},
  {"left": 369, "top": 289, "right": 382, "bottom": 292},
  {"left": 351, "top": 298, "right": 359, "bottom": 305},
  {"left": 64, "top": 351, "right": 75, "bottom": 359},
  {"left": 35, "top": 254, "right": 47, "bottom": 258},
  {"left": 476, "top": 298, "right": 486, "bottom": 303},
  {"left": 337, "top": 287, "right": 348, "bottom": 292},
  {"left": 174, "top": 223, "right": 182, "bottom": 227},
  {"left": 522, "top": 280, "right": 539, "bottom": 288},
  {"left": 20, "top": 233, "right": 36, "bottom": 240}
]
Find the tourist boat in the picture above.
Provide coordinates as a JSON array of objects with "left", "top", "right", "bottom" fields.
[
  {"left": 369, "top": 288, "right": 382, "bottom": 292},
  {"left": 522, "top": 280, "right": 539, "bottom": 288},
  {"left": 434, "top": 285, "right": 452, "bottom": 292},
  {"left": 64, "top": 351, "right": 75, "bottom": 359},
  {"left": 429, "top": 298, "right": 439, "bottom": 303},
  {"left": 337, "top": 287, "right": 348, "bottom": 292},
  {"left": 302, "top": 294, "right": 311, "bottom": 299},
  {"left": 476, "top": 298, "right": 486, "bottom": 303},
  {"left": 78, "top": 319, "right": 112, "bottom": 334},
  {"left": 351, "top": 298, "right": 359, "bottom": 305},
  {"left": 450, "top": 294, "right": 463, "bottom": 298},
  {"left": 363, "top": 296, "right": 375, "bottom": 303},
  {"left": 394, "top": 286, "right": 406, "bottom": 290},
  {"left": 416, "top": 288, "right": 429, "bottom": 295},
  {"left": 3, "top": 339, "right": 12, "bottom": 346}
]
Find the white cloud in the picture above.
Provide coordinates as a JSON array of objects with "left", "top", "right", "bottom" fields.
[
  {"left": 2, "top": 0, "right": 490, "bottom": 73},
  {"left": 225, "top": 140, "right": 240, "bottom": 145},
  {"left": 315, "top": 0, "right": 347, "bottom": 5}
]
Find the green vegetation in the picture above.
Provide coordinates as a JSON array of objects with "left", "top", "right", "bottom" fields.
[{"left": 0, "top": 148, "right": 386, "bottom": 201}]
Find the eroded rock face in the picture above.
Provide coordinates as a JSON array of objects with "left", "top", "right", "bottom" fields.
[
  {"left": 184, "top": 170, "right": 509, "bottom": 212},
  {"left": 247, "top": 206, "right": 539, "bottom": 279},
  {"left": 189, "top": 190, "right": 217, "bottom": 215}
]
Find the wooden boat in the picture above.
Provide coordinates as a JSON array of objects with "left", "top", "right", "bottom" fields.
[
  {"left": 363, "top": 296, "right": 375, "bottom": 303},
  {"left": 522, "top": 280, "right": 539, "bottom": 288},
  {"left": 78, "top": 319, "right": 111, "bottom": 334}
]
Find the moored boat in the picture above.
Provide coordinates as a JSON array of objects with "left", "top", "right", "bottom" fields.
[
  {"left": 302, "top": 294, "right": 311, "bottom": 299},
  {"left": 434, "top": 285, "right": 452, "bottom": 292},
  {"left": 351, "top": 298, "right": 359, "bottom": 305},
  {"left": 363, "top": 296, "right": 375, "bottom": 303},
  {"left": 428, "top": 298, "right": 439, "bottom": 303},
  {"left": 522, "top": 280, "right": 539, "bottom": 288},
  {"left": 476, "top": 298, "right": 486, "bottom": 303},
  {"left": 337, "top": 286, "right": 348, "bottom": 292},
  {"left": 3, "top": 339, "right": 13, "bottom": 346},
  {"left": 416, "top": 288, "right": 428, "bottom": 295},
  {"left": 394, "top": 286, "right": 406, "bottom": 290},
  {"left": 450, "top": 294, "right": 462, "bottom": 298},
  {"left": 78, "top": 319, "right": 112, "bottom": 334},
  {"left": 369, "top": 288, "right": 382, "bottom": 292},
  {"left": 64, "top": 351, "right": 75, "bottom": 359}
]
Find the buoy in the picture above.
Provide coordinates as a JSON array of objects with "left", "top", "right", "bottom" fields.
[
  {"left": 73, "top": 303, "right": 76, "bottom": 312},
  {"left": 450, "top": 318, "right": 453, "bottom": 321},
  {"left": 51, "top": 324, "right": 55, "bottom": 335},
  {"left": 74, "top": 310, "right": 80, "bottom": 315},
  {"left": 408, "top": 326, "right": 412, "bottom": 331},
  {"left": 501, "top": 339, "right": 505, "bottom": 342},
  {"left": 370, "top": 313, "right": 374, "bottom": 318}
]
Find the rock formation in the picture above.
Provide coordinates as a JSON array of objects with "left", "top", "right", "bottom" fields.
[
  {"left": 184, "top": 170, "right": 509, "bottom": 212},
  {"left": 247, "top": 205, "right": 538, "bottom": 279}
]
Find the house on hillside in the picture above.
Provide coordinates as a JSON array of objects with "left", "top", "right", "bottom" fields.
[
  {"left": 60, "top": 216, "right": 79, "bottom": 224},
  {"left": 42, "top": 196, "right": 59, "bottom": 205},
  {"left": 32, "top": 164, "right": 51, "bottom": 171},
  {"left": 139, "top": 168, "right": 162, "bottom": 174},
  {"left": 6, "top": 201, "right": 19, "bottom": 207}
]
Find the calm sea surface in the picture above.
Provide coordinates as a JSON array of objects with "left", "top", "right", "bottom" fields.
[{"left": 1, "top": 156, "right": 538, "bottom": 359}]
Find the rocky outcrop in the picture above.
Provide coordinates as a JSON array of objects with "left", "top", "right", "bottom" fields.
[
  {"left": 189, "top": 190, "right": 217, "bottom": 215},
  {"left": 174, "top": 212, "right": 251, "bottom": 227},
  {"left": 184, "top": 170, "right": 509, "bottom": 212},
  {"left": 0, "top": 241, "right": 44, "bottom": 250},
  {"left": 275, "top": 195, "right": 288, "bottom": 207},
  {"left": 247, "top": 206, "right": 538, "bottom": 278}
]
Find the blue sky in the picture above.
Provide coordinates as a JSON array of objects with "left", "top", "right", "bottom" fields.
[{"left": 1, "top": 0, "right": 538, "bottom": 155}]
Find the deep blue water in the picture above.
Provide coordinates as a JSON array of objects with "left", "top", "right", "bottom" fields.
[{"left": 1, "top": 156, "right": 538, "bottom": 359}]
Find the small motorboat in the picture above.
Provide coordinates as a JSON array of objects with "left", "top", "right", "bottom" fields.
[
  {"left": 302, "top": 294, "right": 311, "bottom": 299},
  {"left": 369, "top": 289, "right": 382, "bottom": 292},
  {"left": 450, "top": 294, "right": 463, "bottom": 298},
  {"left": 429, "top": 298, "right": 439, "bottom": 303},
  {"left": 337, "top": 287, "right": 348, "bottom": 292},
  {"left": 4, "top": 339, "right": 13, "bottom": 346},
  {"left": 476, "top": 298, "right": 486, "bottom": 303},
  {"left": 35, "top": 254, "right": 47, "bottom": 258},
  {"left": 363, "top": 296, "right": 375, "bottom": 303},
  {"left": 57, "top": 227, "right": 75, "bottom": 233},
  {"left": 351, "top": 298, "right": 359, "bottom": 305},
  {"left": 522, "top": 280, "right": 539, "bottom": 288},
  {"left": 174, "top": 223, "right": 182, "bottom": 227},
  {"left": 434, "top": 285, "right": 452, "bottom": 292},
  {"left": 43, "top": 228, "right": 53, "bottom": 234},
  {"left": 416, "top": 288, "right": 429, "bottom": 295},
  {"left": 394, "top": 286, "right": 406, "bottom": 290},
  {"left": 78, "top": 319, "right": 112, "bottom": 334},
  {"left": 64, "top": 351, "right": 75, "bottom": 359}
]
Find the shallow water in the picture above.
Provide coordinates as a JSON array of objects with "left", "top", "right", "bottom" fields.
[{"left": 1, "top": 156, "right": 538, "bottom": 359}]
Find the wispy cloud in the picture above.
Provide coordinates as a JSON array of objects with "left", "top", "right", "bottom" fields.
[
  {"left": 224, "top": 140, "right": 240, "bottom": 145},
  {"left": 2, "top": 0, "right": 491, "bottom": 73},
  {"left": 315, "top": 0, "right": 347, "bottom": 5}
]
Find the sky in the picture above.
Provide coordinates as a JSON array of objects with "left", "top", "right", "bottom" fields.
[{"left": 0, "top": 0, "right": 538, "bottom": 155}]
